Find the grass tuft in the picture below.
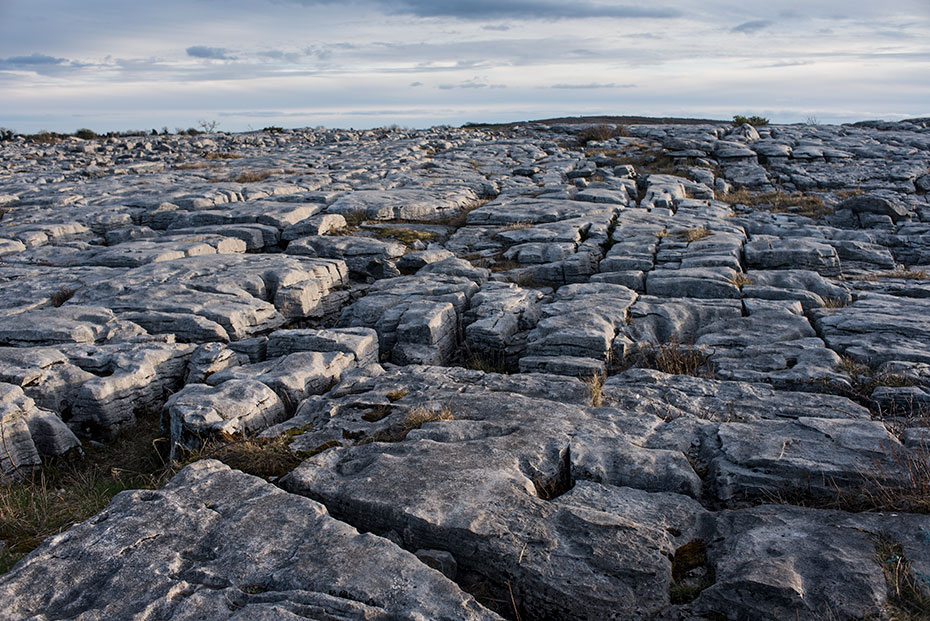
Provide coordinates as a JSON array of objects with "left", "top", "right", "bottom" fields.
[
  {"left": 584, "top": 373, "right": 604, "bottom": 407},
  {"left": 636, "top": 342, "right": 714, "bottom": 378},
  {"left": 730, "top": 273, "right": 752, "bottom": 290}
]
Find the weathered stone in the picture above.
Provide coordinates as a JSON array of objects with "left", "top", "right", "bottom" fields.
[{"left": 0, "top": 461, "right": 499, "bottom": 620}]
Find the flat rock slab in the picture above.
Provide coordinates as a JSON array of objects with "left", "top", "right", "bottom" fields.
[
  {"left": 0, "top": 460, "right": 499, "bottom": 620},
  {"left": 327, "top": 187, "right": 480, "bottom": 221},
  {"left": 813, "top": 292, "right": 930, "bottom": 365}
]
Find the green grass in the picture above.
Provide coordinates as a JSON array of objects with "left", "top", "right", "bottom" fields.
[
  {"left": 373, "top": 227, "right": 439, "bottom": 245},
  {"left": 0, "top": 410, "right": 172, "bottom": 574}
]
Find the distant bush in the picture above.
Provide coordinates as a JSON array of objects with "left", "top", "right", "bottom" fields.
[
  {"left": 262, "top": 126, "right": 284, "bottom": 133},
  {"left": 732, "top": 115, "right": 770, "bottom": 127},
  {"left": 28, "top": 131, "right": 61, "bottom": 145},
  {"left": 0, "top": 128, "right": 15, "bottom": 142},
  {"left": 74, "top": 128, "right": 97, "bottom": 140},
  {"left": 575, "top": 124, "right": 627, "bottom": 147}
]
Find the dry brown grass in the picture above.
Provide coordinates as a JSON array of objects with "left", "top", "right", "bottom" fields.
[
  {"left": 174, "top": 161, "right": 213, "bottom": 170},
  {"left": 233, "top": 170, "right": 272, "bottom": 183},
  {"left": 433, "top": 199, "right": 491, "bottom": 229},
  {"left": 730, "top": 273, "right": 752, "bottom": 290},
  {"left": 202, "top": 152, "right": 241, "bottom": 160},
  {"left": 719, "top": 189, "right": 832, "bottom": 219},
  {"left": 386, "top": 389, "right": 409, "bottom": 402},
  {"left": 860, "top": 270, "right": 930, "bottom": 282},
  {"left": 636, "top": 342, "right": 714, "bottom": 378},
  {"left": 874, "top": 536, "right": 930, "bottom": 620},
  {"left": 373, "top": 227, "right": 438, "bottom": 245},
  {"left": 584, "top": 373, "right": 604, "bottom": 407},
  {"left": 367, "top": 405, "right": 454, "bottom": 443},
  {"left": 676, "top": 226, "right": 710, "bottom": 243}
]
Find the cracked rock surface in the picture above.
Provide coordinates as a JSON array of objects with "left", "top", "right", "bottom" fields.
[{"left": 2, "top": 118, "right": 930, "bottom": 619}]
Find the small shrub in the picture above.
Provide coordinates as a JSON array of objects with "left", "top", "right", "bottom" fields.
[
  {"left": 50, "top": 287, "right": 76, "bottom": 307},
  {"left": 0, "top": 128, "right": 15, "bottom": 142},
  {"left": 732, "top": 115, "right": 769, "bottom": 127},
  {"left": 262, "top": 126, "right": 284, "bottom": 133},
  {"left": 342, "top": 209, "right": 369, "bottom": 227},
  {"left": 198, "top": 120, "right": 219, "bottom": 133},
  {"left": 574, "top": 124, "right": 626, "bottom": 147},
  {"left": 28, "top": 131, "right": 59, "bottom": 145},
  {"left": 74, "top": 128, "right": 97, "bottom": 140}
]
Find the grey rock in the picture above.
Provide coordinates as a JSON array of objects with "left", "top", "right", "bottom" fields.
[
  {"left": 0, "top": 460, "right": 499, "bottom": 620},
  {"left": 266, "top": 327, "right": 379, "bottom": 366},
  {"left": 0, "top": 383, "right": 80, "bottom": 483},
  {"left": 207, "top": 351, "right": 355, "bottom": 409},
  {"left": 839, "top": 194, "right": 909, "bottom": 220},
  {"left": 165, "top": 380, "right": 286, "bottom": 454}
]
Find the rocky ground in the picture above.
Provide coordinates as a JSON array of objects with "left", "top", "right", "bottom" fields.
[{"left": 1, "top": 117, "right": 930, "bottom": 619}]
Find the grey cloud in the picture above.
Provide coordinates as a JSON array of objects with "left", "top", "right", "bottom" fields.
[
  {"left": 438, "top": 77, "right": 506, "bottom": 89},
  {"left": 0, "top": 53, "right": 82, "bottom": 75},
  {"left": 731, "top": 20, "right": 773, "bottom": 34},
  {"left": 186, "top": 46, "right": 235, "bottom": 60},
  {"left": 258, "top": 50, "right": 303, "bottom": 62},
  {"left": 1, "top": 53, "right": 67, "bottom": 66},
  {"left": 550, "top": 82, "right": 636, "bottom": 89},
  {"left": 410, "top": 81, "right": 424, "bottom": 86},
  {"left": 482, "top": 24, "right": 511, "bottom": 31},
  {"left": 291, "top": 0, "right": 681, "bottom": 20}
]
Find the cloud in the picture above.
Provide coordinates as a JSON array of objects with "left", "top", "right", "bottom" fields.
[
  {"left": 257, "top": 50, "right": 303, "bottom": 62},
  {"left": 0, "top": 53, "right": 83, "bottom": 75},
  {"left": 291, "top": 0, "right": 681, "bottom": 20},
  {"left": 186, "top": 46, "right": 235, "bottom": 60},
  {"left": 731, "top": 20, "right": 773, "bottom": 34},
  {"left": 410, "top": 81, "right": 424, "bottom": 86},
  {"left": 482, "top": 24, "right": 511, "bottom": 31},
  {"left": 438, "top": 76, "right": 506, "bottom": 89},
  {"left": 550, "top": 82, "right": 636, "bottom": 89},
  {"left": 0, "top": 53, "right": 67, "bottom": 66}
]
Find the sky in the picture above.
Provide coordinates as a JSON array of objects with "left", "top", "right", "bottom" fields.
[{"left": 0, "top": 0, "right": 928, "bottom": 133}]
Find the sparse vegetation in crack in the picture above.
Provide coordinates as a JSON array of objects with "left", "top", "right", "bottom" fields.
[
  {"left": 669, "top": 539, "right": 715, "bottom": 604},
  {"left": 875, "top": 535, "right": 930, "bottom": 619}
]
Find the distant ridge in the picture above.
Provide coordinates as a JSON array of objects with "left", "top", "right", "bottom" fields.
[{"left": 530, "top": 114, "right": 729, "bottom": 125}]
